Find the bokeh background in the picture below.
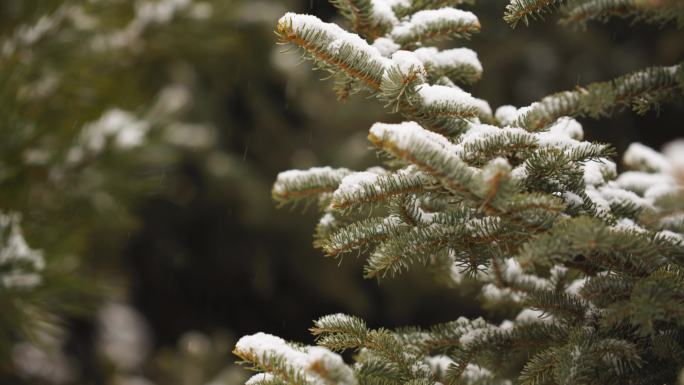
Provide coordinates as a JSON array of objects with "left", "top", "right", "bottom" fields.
[{"left": 0, "top": 0, "right": 682, "bottom": 384}]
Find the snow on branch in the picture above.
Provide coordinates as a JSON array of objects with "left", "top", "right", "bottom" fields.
[
  {"left": 368, "top": 121, "right": 480, "bottom": 197},
  {"left": 329, "top": 0, "right": 400, "bottom": 39},
  {"left": 331, "top": 167, "right": 429, "bottom": 209},
  {"left": 276, "top": 13, "right": 390, "bottom": 90},
  {"left": 0, "top": 212, "right": 45, "bottom": 290},
  {"left": 390, "top": 7, "right": 480, "bottom": 47},
  {"left": 504, "top": 0, "right": 564, "bottom": 27},
  {"left": 414, "top": 47, "right": 482, "bottom": 85},
  {"left": 234, "top": 332, "right": 357, "bottom": 385},
  {"left": 416, "top": 84, "right": 492, "bottom": 120},
  {"left": 514, "top": 63, "right": 684, "bottom": 131},
  {"left": 560, "top": 0, "right": 684, "bottom": 28},
  {"left": 272, "top": 167, "right": 353, "bottom": 205}
]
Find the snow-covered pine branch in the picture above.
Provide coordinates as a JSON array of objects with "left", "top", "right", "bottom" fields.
[
  {"left": 504, "top": 0, "right": 564, "bottom": 27},
  {"left": 238, "top": 1, "right": 684, "bottom": 384},
  {"left": 513, "top": 64, "right": 684, "bottom": 131},
  {"left": 560, "top": 0, "right": 684, "bottom": 28}
]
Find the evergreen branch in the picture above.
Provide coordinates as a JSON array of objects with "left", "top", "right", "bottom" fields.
[
  {"left": 579, "top": 273, "right": 634, "bottom": 307},
  {"left": 418, "top": 317, "right": 493, "bottom": 354},
  {"left": 517, "top": 348, "right": 558, "bottom": 385},
  {"left": 518, "top": 216, "right": 666, "bottom": 276},
  {"left": 515, "top": 63, "right": 684, "bottom": 131},
  {"left": 393, "top": 194, "right": 423, "bottom": 226},
  {"left": 560, "top": 0, "right": 684, "bottom": 28},
  {"left": 602, "top": 267, "right": 684, "bottom": 334},
  {"left": 329, "top": 0, "right": 397, "bottom": 39},
  {"left": 276, "top": 13, "right": 388, "bottom": 91},
  {"left": 311, "top": 314, "right": 427, "bottom": 381},
  {"left": 331, "top": 168, "right": 429, "bottom": 210},
  {"left": 355, "top": 356, "right": 406, "bottom": 385},
  {"left": 367, "top": 122, "right": 479, "bottom": 199},
  {"left": 378, "top": 66, "right": 477, "bottom": 136},
  {"left": 365, "top": 211, "right": 506, "bottom": 278},
  {"left": 504, "top": 0, "right": 565, "bottom": 28},
  {"left": 472, "top": 158, "right": 518, "bottom": 213},
  {"left": 234, "top": 333, "right": 358, "bottom": 385},
  {"left": 364, "top": 226, "right": 452, "bottom": 278},
  {"left": 393, "top": 0, "right": 476, "bottom": 19},
  {"left": 321, "top": 216, "right": 405, "bottom": 257},
  {"left": 413, "top": 84, "right": 493, "bottom": 121},
  {"left": 458, "top": 127, "right": 538, "bottom": 167},
  {"left": 245, "top": 373, "right": 288, "bottom": 385},
  {"left": 414, "top": 47, "right": 483, "bottom": 86},
  {"left": 390, "top": 8, "right": 481, "bottom": 48},
  {"left": 552, "top": 331, "right": 644, "bottom": 383},
  {"left": 526, "top": 289, "right": 590, "bottom": 322},
  {"left": 272, "top": 167, "right": 352, "bottom": 206},
  {"left": 311, "top": 313, "right": 369, "bottom": 350},
  {"left": 504, "top": 193, "right": 566, "bottom": 230}
]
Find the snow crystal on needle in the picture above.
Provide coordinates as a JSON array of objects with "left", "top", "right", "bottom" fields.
[
  {"left": 279, "top": 13, "right": 386, "bottom": 64},
  {"left": 583, "top": 159, "right": 616, "bottom": 186},
  {"left": 235, "top": 332, "right": 306, "bottom": 365},
  {"left": 235, "top": 333, "right": 357, "bottom": 385},
  {"left": 391, "top": 8, "right": 479, "bottom": 39},
  {"left": 515, "top": 309, "right": 549, "bottom": 323},
  {"left": 459, "top": 327, "right": 492, "bottom": 347},
  {"left": 427, "top": 355, "right": 453, "bottom": 374},
  {"left": 390, "top": 50, "right": 426, "bottom": 79},
  {"left": 334, "top": 172, "right": 381, "bottom": 200},
  {"left": 416, "top": 84, "right": 491, "bottom": 116},
  {"left": 414, "top": 47, "right": 482, "bottom": 72},
  {"left": 246, "top": 374, "right": 275, "bottom": 385},
  {"left": 563, "top": 191, "right": 583, "bottom": 207},
  {"left": 585, "top": 186, "right": 611, "bottom": 213},
  {"left": 273, "top": 167, "right": 350, "bottom": 194},
  {"left": 613, "top": 218, "right": 647, "bottom": 233},
  {"left": 546, "top": 117, "right": 584, "bottom": 140},
  {"left": 370, "top": 121, "right": 453, "bottom": 150}
]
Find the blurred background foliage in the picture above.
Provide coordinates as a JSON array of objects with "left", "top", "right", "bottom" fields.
[{"left": 0, "top": 0, "right": 682, "bottom": 384}]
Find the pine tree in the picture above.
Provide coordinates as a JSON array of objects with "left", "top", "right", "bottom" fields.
[
  {"left": 234, "top": 1, "right": 684, "bottom": 384},
  {"left": 0, "top": 0, "right": 232, "bottom": 374}
]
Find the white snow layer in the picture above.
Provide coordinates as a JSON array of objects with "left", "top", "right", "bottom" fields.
[
  {"left": 279, "top": 13, "right": 386, "bottom": 64},
  {"left": 334, "top": 171, "right": 381, "bottom": 200},
  {"left": 416, "top": 84, "right": 492, "bottom": 116},
  {"left": 370, "top": 0, "right": 399, "bottom": 26},
  {"left": 494, "top": 105, "right": 518, "bottom": 126},
  {"left": 414, "top": 47, "right": 482, "bottom": 72},
  {"left": 0, "top": 212, "right": 45, "bottom": 289},
  {"left": 235, "top": 332, "right": 357, "bottom": 385},
  {"left": 372, "top": 37, "right": 400, "bottom": 56},
  {"left": 624, "top": 143, "right": 671, "bottom": 173},
  {"left": 273, "top": 167, "right": 351, "bottom": 194},
  {"left": 390, "top": 50, "right": 426, "bottom": 79},
  {"left": 370, "top": 121, "right": 454, "bottom": 150},
  {"left": 391, "top": 8, "right": 479, "bottom": 40}
]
